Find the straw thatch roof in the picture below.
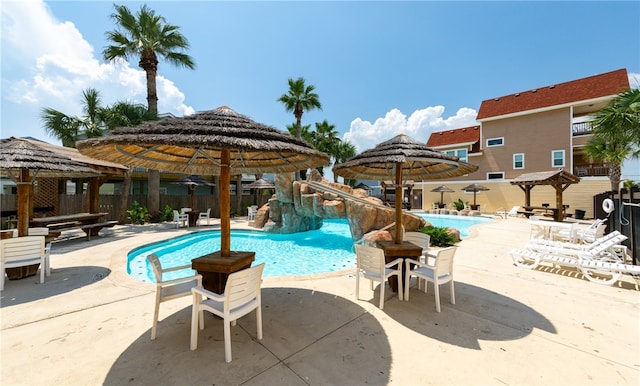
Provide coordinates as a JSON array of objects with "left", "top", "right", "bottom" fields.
[
  {"left": 431, "top": 185, "right": 455, "bottom": 193},
  {"left": 76, "top": 106, "right": 330, "bottom": 175},
  {"left": 462, "top": 183, "right": 490, "bottom": 192},
  {"left": 0, "top": 137, "right": 99, "bottom": 180},
  {"left": 245, "top": 178, "right": 275, "bottom": 189},
  {"left": 511, "top": 170, "right": 580, "bottom": 186},
  {"left": 333, "top": 134, "right": 478, "bottom": 181},
  {"left": 172, "top": 174, "right": 215, "bottom": 186}
]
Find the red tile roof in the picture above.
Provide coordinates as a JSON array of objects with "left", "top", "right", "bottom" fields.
[
  {"left": 476, "top": 68, "right": 630, "bottom": 120},
  {"left": 427, "top": 125, "right": 480, "bottom": 148}
]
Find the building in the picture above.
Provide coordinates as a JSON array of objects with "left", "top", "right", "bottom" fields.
[{"left": 421, "top": 68, "right": 631, "bottom": 218}]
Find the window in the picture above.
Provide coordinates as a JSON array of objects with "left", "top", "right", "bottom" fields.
[
  {"left": 552, "top": 150, "right": 565, "bottom": 167},
  {"left": 487, "top": 172, "right": 504, "bottom": 180},
  {"left": 486, "top": 137, "right": 504, "bottom": 147},
  {"left": 443, "top": 148, "right": 468, "bottom": 162},
  {"left": 513, "top": 153, "right": 524, "bottom": 169}
]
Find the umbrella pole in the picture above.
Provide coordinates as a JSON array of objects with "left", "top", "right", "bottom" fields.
[
  {"left": 395, "top": 163, "right": 403, "bottom": 244},
  {"left": 220, "top": 149, "right": 231, "bottom": 256},
  {"left": 190, "top": 186, "right": 195, "bottom": 210}
]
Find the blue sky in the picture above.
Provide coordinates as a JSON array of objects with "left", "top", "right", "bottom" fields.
[{"left": 2, "top": 1, "right": 639, "bottom": 159}]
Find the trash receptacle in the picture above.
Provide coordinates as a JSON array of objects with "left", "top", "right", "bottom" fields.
[{"left": 574, "top": 209, "right": 586, "bottom": 220}]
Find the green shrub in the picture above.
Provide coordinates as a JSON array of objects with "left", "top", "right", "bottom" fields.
[
  {"left": 453, "top": 198, "right": 465, "bottom": 211},
  {"left": 126, "top": 201, "right": 149, "bottom": 225},
  {"left": 418, "top": 226, "right": 459, "bottom": 247},
  {"left": 161, "top": 204, "right": 173, "bottom": 221}
]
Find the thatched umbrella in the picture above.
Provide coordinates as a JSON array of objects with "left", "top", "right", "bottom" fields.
[
  {"left": 333, "top": 134, "right": 478, "bottom": 243},
  {"left": 461, "top": 183, "right": 490, "bottom": 208},
  {"left": 172, "top": 175, "right": 215, "bottom": 209},
  {"left": 0, "top": 137, "right": 99, "bottom": 236},
  {"left": 76, "top": 106, "right": 330, "bottom": 256},
  {"left": 245, "top": 178, "right": 275, "bottom": 206},
  {"left": 431, "top": 185, "right": 455, "bottom": 206}
]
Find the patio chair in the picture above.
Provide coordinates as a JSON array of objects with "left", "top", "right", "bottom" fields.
[
  {"left": 190, "top": 263, "right": 265, "bottom": 362},
  {"left": 510, "top": 231, "right": 633, "bottom": 285},
  {"left": 1, "top": 236, "right": 47, "bottom": 291},
  {"left": 404, "top": 246, "right": 457, "bottom": 312},
  {"left": 173, "top": 210, "right": 189, "bottom": 228},
  {"left": 403, "top": 232, "right": 431, "bottom": 263},
  {"left": 27, "top": 227, "right": 51, "bottom": 276},
  {"left": 198, "top": 208, "right": 211, "bottom": 226},
  {"left": 180, "top": 207, "right": 192, "bottom": 214},
  {"left": 555, "top": 218, "right": 607, "bottom": 244},
  {"left": 247, "top": 206, "right": 257, "bottom": 221},
  {"left": 355, "top": 244, "right": 403, "bottom": 309},
  {"left": 147, "top": 254, "right": 202, "bottom": 340},
  {"left": 495, "top": 206, "right": 520, "bottom": 219}
]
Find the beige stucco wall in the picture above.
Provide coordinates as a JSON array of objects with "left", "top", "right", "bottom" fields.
[
  {"left": 478, "top": 108, "right": 572, "bottom": 179},
  {"left": 416, "top": 178, "right": 610, "bottom": 219}
]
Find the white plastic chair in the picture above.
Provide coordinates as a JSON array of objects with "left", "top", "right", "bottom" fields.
[
  {"left": 190, "top": 263, "right": 265, "bottom": 362},
  {"left": 180, "top": 207, "right": 192, "bottom": 214},
  {"left": 247, "top": 206, "right": 257, "bottom": 221},
  {"left": 0, "top": 236, "right": 47, "bottom": 291},
  {"left": 173, "top": 210, "right": 188, "bottom": 228},
  {"left": 355, "top": 244, "right": 403, "bottom": 309},
  {"left": 147, "top": 253, "right": 202, "bottom": 340},
  {"left": 28, "top": 227, "right": 51, "bottom": 276},
  {"left": 405, "top": 246, "right": 457, "bottom": 312},
  {"left": 403, "top": 232, "right": 431, "bottom": 263},
  {"left": 198, "top": 208, "right": 211, "bottom": 226}
]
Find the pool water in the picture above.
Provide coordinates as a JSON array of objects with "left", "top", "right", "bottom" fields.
[
  {"left": 128, "top": 215, "right": 492, "bottom": 282},
  {"left": 416, "top": 213, "right": 494, "bottom": 238}
]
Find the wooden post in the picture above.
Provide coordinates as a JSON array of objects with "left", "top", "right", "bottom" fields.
[
  {"left": 220, "top": 149, "right": 231, "bottom": 256},
  {"left": 88, "top": 177, "right": 100, "bottom": 213},
  {"left": 17, "top": 169, "right": 31, "bottom": 237},
  {"left": 395, "top": 163, "right": 403, "bottom": 244}
]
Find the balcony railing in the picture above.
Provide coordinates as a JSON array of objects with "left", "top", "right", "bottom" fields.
[
  {"left": 572, "top": 121, "right": 594, "bottom": 136},
  {"left": 574, "top": 164, "right": 608, "bottom": 177}
]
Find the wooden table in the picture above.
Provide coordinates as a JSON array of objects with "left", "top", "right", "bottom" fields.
[
  {"left": 376, "top": 240, "right": 423, "bottom": 293},
  {"left": 185, "top": 210, "right": 200, "bottom": 227},
  {"left": 191, "top": 251, "right": 255, "bottom": 294},
  {"left": 30, "top": 213, "right": 111, "bottom": 239}
]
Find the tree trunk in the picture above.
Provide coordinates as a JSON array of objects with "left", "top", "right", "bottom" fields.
[
  {"left": 147, "top": 169, "right": 160, "bottom": 216},
  {"left": 609, "top": 164, "right": 622, "bottom": 192},
  {"left": 235, "top": 175, "right": 242, "bottom": 217},
  {"left": 117, "top": 168, "right": 132, "bottom": 224}
]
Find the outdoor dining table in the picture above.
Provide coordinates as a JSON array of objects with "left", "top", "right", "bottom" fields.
[
  {"left": 191, "top": 251, "right": 255, "bottom": 294},
  {"left": 183, "top": 210, "right": 200, "bottom": 227},
  {"left": 376, "top": 240, "right": 422, "bottom": 293}
]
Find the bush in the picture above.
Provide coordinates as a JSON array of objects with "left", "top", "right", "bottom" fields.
[
  {"left": 453, "top": 198, "right": 465, "bottom": 211},
  {"left": 161, "top": 204, "right": 173, "bottom": 222},
  {"left": 418, "top": 226, "right": 459, "bottom": 247},
  {"left": 126, "top": 201, "right": 149, "bottom": 225}
]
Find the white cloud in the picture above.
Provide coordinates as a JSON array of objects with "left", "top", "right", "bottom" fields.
[
  {"left": 343, "top": 106, "right": 478, "bottom": 152},
  {"left": 1, "top": 0, "right": 194, "bottom": 120},
  {"left": 629, "top": 72, "right": 640, "bottom": 89}
]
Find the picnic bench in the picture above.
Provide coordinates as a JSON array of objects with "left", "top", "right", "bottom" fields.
[{"left": 29, "top": 213, "right": 116, "bottom": 241}]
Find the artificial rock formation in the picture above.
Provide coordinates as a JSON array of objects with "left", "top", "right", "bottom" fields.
[{"left": 256, "top": 170, "right": 427, "bottom": 240}]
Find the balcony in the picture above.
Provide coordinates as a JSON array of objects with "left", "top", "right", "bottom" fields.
[
  {"left": 573, "top": 164, "right": 608, "bottom": 177},
  {"left": 572, "top": 121, "right": 594, "bottom": 136}
]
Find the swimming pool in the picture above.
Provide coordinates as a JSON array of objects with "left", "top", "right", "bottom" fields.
[
  {"left": 128, "top": 215, "right": 492, "bottom": 282},
  {"left": 416, "top": 213, "right": 494, "bottom": 238}
]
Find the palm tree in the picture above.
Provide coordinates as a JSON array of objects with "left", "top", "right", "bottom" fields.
[
  {"left": 103, "top": 4, "right": 196, "bottom": 214},
  {"left": 103, "top": 4, "right": 195, "bottom": 115},
  {"left": 333, "top": 141, "right": 356, "bottom": 184},
  {"left": 585, "top": 88, "right": 640, "bottom": 192},
  {"left": 278, "top": 77, "right": 322, "bottom": 180},
  {"left": 41, "top": 88, "right": 106, "bottom": 147},
  {"left": 286, "top": 123, "right": 313, "bottom": 143},
  {"left": 310, "top": 120, "right": 340, "bottom": 176}
]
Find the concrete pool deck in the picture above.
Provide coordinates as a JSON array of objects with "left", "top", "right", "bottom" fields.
[{"left": 1, "top": 215, "right": 639, "bottom": 385}]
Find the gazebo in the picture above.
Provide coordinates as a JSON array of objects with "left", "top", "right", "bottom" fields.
[{"left": 511, "top": 170, "right": 580, "bottom": 221}]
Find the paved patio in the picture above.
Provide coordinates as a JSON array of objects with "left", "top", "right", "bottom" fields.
[{"left": 1, "top": 216, "right": 639, "bottom": 385}]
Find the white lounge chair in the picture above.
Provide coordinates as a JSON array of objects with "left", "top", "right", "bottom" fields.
[
  {"left": 190, "top": 263, "right": 265, "bottom": 362},
  {"left": 510, "top": 231, "right": 638, "bottom": 286},
  {"left": 355, "top": 244, "right": 403, "bottom": 309},
  {"left": 556, "top": 218, "right": 607, "bottom": 244}
]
